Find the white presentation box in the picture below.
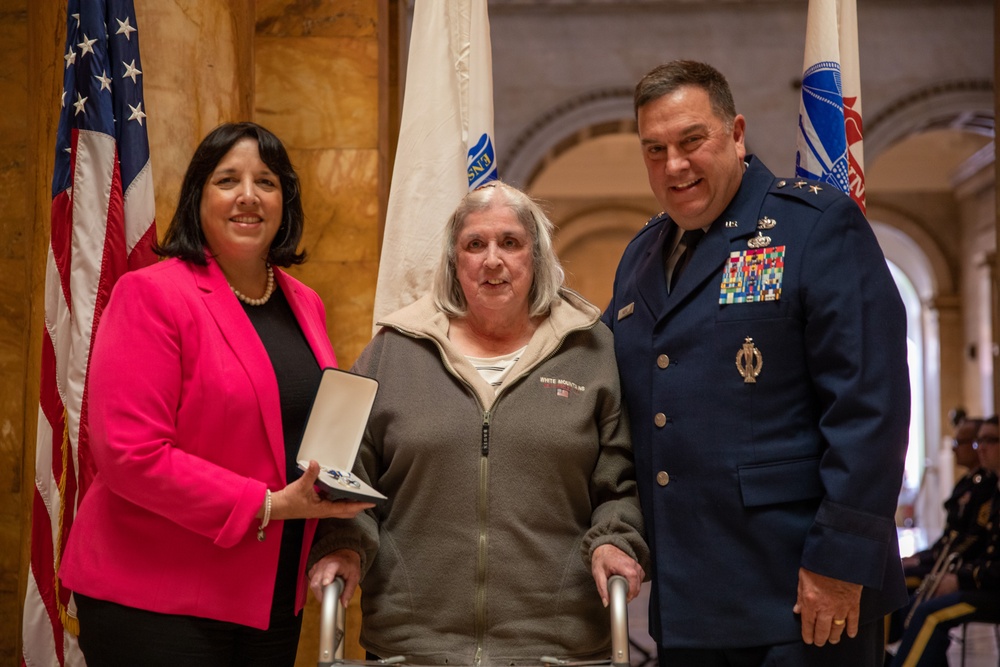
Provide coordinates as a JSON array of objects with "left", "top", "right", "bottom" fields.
[{"left": 296, "top": 367, "right": 386, "bottom": 504}]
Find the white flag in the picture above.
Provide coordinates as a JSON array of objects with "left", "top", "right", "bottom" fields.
[
  {"left": 372, "top": 0, "right": 497, "bottom": 329},
  {"left": 795, "top": 0, "right": 866, "bottom": 213}
]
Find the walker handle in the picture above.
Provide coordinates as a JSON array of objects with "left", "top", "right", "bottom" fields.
[
  {"left": 608, "top": 575, "right": 630, "bottom": 667},
  {"left": 318, "top": 577, "right": 345, "bottom": 667}
]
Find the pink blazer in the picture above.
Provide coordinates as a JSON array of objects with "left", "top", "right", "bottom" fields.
[{"left": 59, "top": 256, "right": 337, "bottom": 630}]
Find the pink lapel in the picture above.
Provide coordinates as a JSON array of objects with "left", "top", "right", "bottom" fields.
[
  {"left": 274, "top": 269, "right": 337, "bottom": 370},
  {"left": 193, "top": 258, "right": 286, "bottom": 479}
]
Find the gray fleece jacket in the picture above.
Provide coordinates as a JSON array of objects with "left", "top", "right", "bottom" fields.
[{"left": 310, "top": 290, "right": 648, "bottom": 665}]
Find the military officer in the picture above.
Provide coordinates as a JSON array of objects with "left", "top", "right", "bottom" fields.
[{"left": 603, "top": 60, "right": 911, "bottom": 666}]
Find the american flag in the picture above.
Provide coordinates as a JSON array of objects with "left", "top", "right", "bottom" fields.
[
  {"left": 795, "top": 0, "right": 866, "bottom": 213},
  {"left": 22, "top": 0, "right": 157, "bottom": 664}
]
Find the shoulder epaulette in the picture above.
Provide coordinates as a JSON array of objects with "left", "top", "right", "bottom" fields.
[
  {"left": 617, "top": 211, "right": 669, "bottom": 250},
  {"left": 769, "top": 177, "right": 851, "bottom": 211},
  {"left": 634, "top": 211, "right": 669, "bottom": 236}
]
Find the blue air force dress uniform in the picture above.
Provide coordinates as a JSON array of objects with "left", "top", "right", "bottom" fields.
[{"left": 603, "top": 156, "right": 910, "bottom": 649}]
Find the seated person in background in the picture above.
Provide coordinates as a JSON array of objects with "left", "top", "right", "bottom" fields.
[
  {"left": 891, "top": 416, "right": 1000, "bottom": 667},
  {"left": 902, "top": 417, "right": 995, "bottom": 585}
]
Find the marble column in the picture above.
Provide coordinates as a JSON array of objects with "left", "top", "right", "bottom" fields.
[
  {"left": 9, "top": 1, "right": 61, "bottom": 660},
  {"left": 255, "top": 0, "right": 382, "bottom": 367}
]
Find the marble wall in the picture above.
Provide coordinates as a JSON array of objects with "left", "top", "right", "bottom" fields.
[
  {"left": 5, "top": 2, "right": 36, "bottom": 661},
  {"left": 8, "top": 0, "right": 388, "bottom": 662}
]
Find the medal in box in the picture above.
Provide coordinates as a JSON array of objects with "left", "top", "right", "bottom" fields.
[{"left": 296, "top": 367, "right": 386, "bottom": 504}]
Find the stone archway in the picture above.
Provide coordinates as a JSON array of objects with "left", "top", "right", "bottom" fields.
[
  {"left": 870, "top": 212, "right": 950, "bottom": 531},
  {"left": 865, "top": 79, "right": 994, "bottom": 162},
  {"left": 502, "top": 87, "right": 634, "bottom": 189},
  {"left": 552, "top": 204, "right": 654, "bottom": 310}
]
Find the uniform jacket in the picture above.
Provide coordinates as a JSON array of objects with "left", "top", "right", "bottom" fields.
[
  {"left": 311, "top": 292, "right": 649, "bottom": 665},
  {"left": 911, "top": 468, "right": 997, "bottom": 577},
  {"left": 956, "top": 482, "right": 1000, "bottom": 591},
  {"left": 603, "top": 156, "right": 910, "bottom": 648},
  {"left": 59, "top": 256, "right": 336, "bottom": 630}
]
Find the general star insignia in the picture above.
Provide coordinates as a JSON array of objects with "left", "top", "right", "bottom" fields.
[
  {"left": 809, "top": 184, "right": 823, "bottom": 194},
  {"left": 793, "top": 180, "right": 808, "bottom": 189},
  {"left": 645, "top": 212, "right": 665, "bottom": 227}
]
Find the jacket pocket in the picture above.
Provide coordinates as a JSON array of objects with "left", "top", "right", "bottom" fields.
[
  {"left": 716, "top": 300, "right": 789, "bottom": 322},
  {"left": 738, "top": 456, "right": 823, "bottom": 507}
]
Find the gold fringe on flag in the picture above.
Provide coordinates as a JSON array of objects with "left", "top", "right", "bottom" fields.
[{"left": 54, "top": 408, "right": 80, "bottom": 636}]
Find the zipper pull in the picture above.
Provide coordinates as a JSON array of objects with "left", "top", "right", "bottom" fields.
[{"left": 481, "top": 412, "right": 491, "bottom": 457}]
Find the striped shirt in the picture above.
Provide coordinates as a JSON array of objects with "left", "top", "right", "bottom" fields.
[{"left": 467, "top": 346, "right": 526, "bottom": 393}]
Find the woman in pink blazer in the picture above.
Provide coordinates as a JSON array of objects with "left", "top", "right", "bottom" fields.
[{"left": 59, "top": 123, "right": 373, "bottom": 666}]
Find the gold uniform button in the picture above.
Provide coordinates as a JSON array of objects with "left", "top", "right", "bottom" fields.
[
  {"left": 656, "top": 471, "right": 670, "bottom": 486},
  {"left": 654, "top": 413, "right": 667, "bottom": 427},
  {"left": 657, "top": 354, "right": 670, "bottom": 369}
]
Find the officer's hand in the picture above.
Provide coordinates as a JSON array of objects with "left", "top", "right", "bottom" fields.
[{"left": 792, "top": 567, "right": 861, "bottom": 647}]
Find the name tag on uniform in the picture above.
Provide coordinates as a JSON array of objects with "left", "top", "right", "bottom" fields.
[
  {"left": 617, "top": 302, "right": 635, "bottom": 320},
  {"left": 720, "top": 247, "right": 786, "bottom": 304}
]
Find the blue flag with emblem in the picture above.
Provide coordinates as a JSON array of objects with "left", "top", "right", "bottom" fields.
[{"left": 795, "top": 0, "right": 866, "bottom": 213}]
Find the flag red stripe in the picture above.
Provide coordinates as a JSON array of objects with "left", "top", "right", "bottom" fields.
[
  {"left": 128, "top": 222, "right": 158, "bottom": 270},
  {"left": 29, "top": 487, "right": 65, "bottom": 664},
  {"left": 50, "top": 189, "right": 74, "bottom": 312},
  {"left": 39, "top": 324, "right": 64, "bottom": 428}
]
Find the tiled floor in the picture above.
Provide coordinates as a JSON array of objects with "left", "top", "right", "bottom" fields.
[{"left": 946, "top": 623, "right": 1000, "bottom": 667}]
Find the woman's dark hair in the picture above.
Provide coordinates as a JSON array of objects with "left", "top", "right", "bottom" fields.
[{"left": 155, "top": 122, "right": 306, "bottom": 267}]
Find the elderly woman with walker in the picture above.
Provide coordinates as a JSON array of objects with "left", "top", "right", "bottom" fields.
[{"left": 309, "top": 181, "right": 648, "bottom": 666}]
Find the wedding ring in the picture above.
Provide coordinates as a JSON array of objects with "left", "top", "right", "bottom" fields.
[{"left": 833, "top": 619, "right": 846, "bottom": 626}]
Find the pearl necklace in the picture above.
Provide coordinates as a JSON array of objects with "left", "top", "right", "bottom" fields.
[{"left": 231, "top": 264, "right": 275, "bottom": 306}]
